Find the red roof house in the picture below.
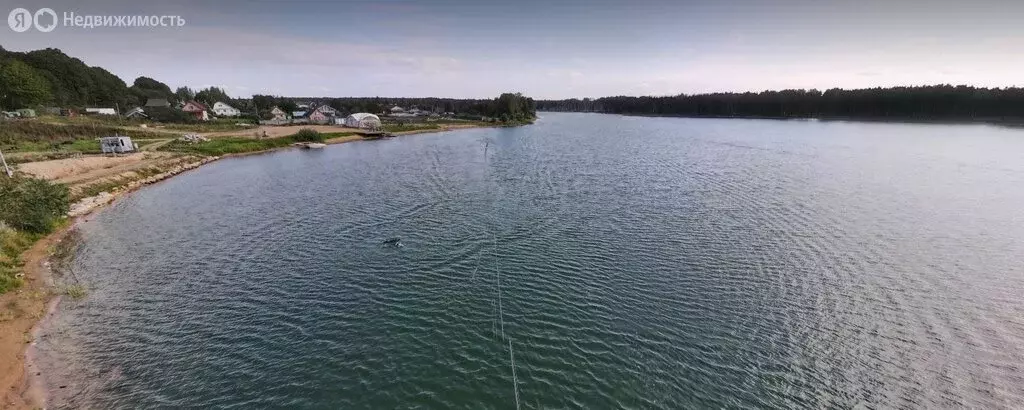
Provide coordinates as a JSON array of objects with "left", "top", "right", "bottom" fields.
[{"left": 182, "top": 101, "right": 210, "bottom": 121}]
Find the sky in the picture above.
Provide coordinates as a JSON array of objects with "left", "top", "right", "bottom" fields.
[{"left": 2, "top": 0, "right": 1023, "bottom": 99}]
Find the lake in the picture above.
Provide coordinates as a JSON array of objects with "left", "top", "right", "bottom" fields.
[{"left": 38, "top": 113, "right": 1024, "bottom": 408}]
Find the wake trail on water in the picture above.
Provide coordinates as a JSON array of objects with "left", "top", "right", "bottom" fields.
[{"left": 481, "top": 138, "right": 522, "bottom": 408}]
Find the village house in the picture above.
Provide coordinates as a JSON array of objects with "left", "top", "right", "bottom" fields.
[
  {"left": 291, "top": 111, "right": 309, "bottom": 124},
  {"left": 270, "top": 107, "right": 287, "bottom": 121},
  {"left": 182, "top": 101, "right": 210, "bottom": 121},
  {"left": 212, "top": 102, "right": 241, "bottom": 117},
  {"left": 307, "top": 104, "right": 339, "bottom": 124}
]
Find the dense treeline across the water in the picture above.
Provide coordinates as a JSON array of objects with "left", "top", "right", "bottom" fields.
[{"left": 537, "top": 86, "right": 1024, "bottom": 121}]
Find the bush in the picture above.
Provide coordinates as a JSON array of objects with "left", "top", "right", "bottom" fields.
[
  {"left": 291, "top": 128, "right": 324, "bottom": 143},
  {"left": 0, "top": 176, "right": 70, "bottom": 234}
]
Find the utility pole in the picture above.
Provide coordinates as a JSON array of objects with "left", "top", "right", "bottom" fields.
[{"left": 0, "top": 148, "right": 12, "bottom": 177}]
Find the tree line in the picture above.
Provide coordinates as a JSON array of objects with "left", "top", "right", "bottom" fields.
[
  {"left": 0, "top": 46, "right": 233, "bottom": 111},
  {"left": 537, "top": 86, "right": 1024, "bottom": 121},
  {"left": 0, "top": 46, "right": 535, "bottom": 122},
  {"left": 255, "top": 93, "right": 536, "bottom": 121}
]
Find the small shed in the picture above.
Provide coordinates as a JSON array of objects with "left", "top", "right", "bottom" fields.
[{"left": 100, "top": 136, "right": 136, "bottom": 154}]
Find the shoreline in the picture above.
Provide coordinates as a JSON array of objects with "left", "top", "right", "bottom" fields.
[{"left": 0, "top": 122, "right": 493, "bottom": 409}]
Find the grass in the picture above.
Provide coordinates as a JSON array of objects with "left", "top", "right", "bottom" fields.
[
  {"left": 0, "top": 224, "right": 43, "bottom": 293},
  {"left": 73, "top": 168, "right": 155, "bottom": 201},
  {"left": 383, "top": 123, "right": 441, "bottom": 133},
  {"left": 73, "top": 178, "right": 129, "bottom": 201},
  {"left": 63, "top": 285, "right": 86, "bottom": 299},
  {"left": 162, "top": 137, "right": 296, "bottom": 156},
  {"left": 161, "top": 131, "right": 357, "bottom": 156},
  {"left": 158, "top": 119, "right": 256, "bottom": 133},
  {"left": 0, "top": 119, "right": 163, "bottom": 152},
  {"left": 11, "top": 138, "right": 105, "bottom": 154},
  {"left": 320, "top": 132, "right": 357, "bottom": 139}
]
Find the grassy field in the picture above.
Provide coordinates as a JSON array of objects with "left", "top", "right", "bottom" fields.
[
  {"left": 0, "top": 120, "right": 165, "bottom": 152},
  {"left": 0, "top": 116, "right": 258, "bottom": 153}
]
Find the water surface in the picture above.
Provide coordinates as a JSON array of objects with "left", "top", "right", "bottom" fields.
[{"left": 40, "top": 113, "right": 1024, "bottom": 408}]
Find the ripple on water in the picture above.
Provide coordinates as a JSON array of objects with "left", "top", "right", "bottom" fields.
[{"left": 34, "top": 113, "right": 1024, "bottom": 409}]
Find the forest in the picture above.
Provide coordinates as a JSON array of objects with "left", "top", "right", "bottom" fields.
[
  {"left": 0, "top": 46, "right": 535, "bottom": 122},
  {"left": 537, "top": 86, "right": 1024, "bottom": 121}
]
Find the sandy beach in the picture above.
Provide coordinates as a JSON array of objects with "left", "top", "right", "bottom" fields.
[{"left": 0, "top": 224, "right": 68, "bottom": 409}]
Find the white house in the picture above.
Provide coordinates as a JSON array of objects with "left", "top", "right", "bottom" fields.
[
  {"left": 212, "top": 102, "right": 241, "bottom": 117},
  {"left": 344, "top": 113, "right": 382, "bottom": 129},
  {"left": 85, "top": 107, "right": 117, "bottom": 115}
]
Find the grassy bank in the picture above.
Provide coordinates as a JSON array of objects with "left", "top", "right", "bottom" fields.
[
  {"left": 0, "top": 226, "right": 43, "bottom": 293},
  {"left": 161, "top": 130, "right": 356, "bottom": 156},
  {"left": 70, "top": 165, "right": 171, "bottom": 201},
  {"left": 158, "top": 119, "right": 256, "bottom": 133},
  {"left": 162, "top": 137, "right": 296, "bottom": 156},
  {"left": 0, "top": 176, "right": 70, "bottom": 294}
]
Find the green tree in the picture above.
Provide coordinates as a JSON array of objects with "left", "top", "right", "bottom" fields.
[
  {"left": 194, "top": 86, "right": 230, "bottom": 105},
  {"left": 0, "top": 59, "right": 52, "bottom": 109},
  {"left": 278, "top": 100, "right": 298, "bottom": 113},
  {"left": 174, "top": 86, "right": 195, "bottom": 102},
  {"left": 129, "top": 76, "right": 174, "bottom": 106}
]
